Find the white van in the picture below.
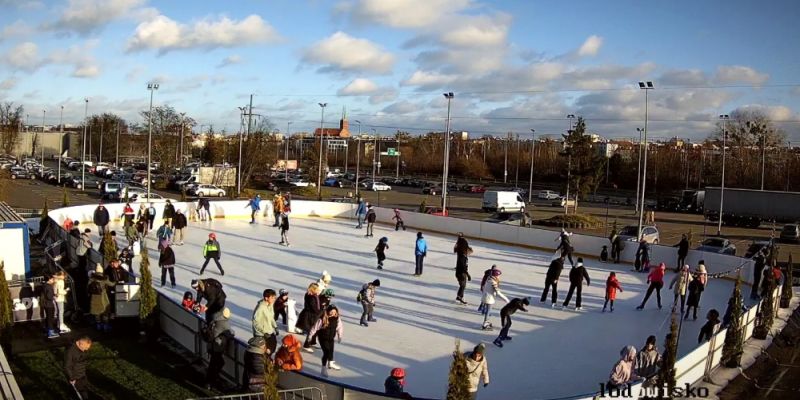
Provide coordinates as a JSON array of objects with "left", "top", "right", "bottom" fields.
[{"left": 482, "top": 191, "right": 527, "bottom": 213}]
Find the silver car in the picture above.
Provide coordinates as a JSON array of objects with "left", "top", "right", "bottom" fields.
[{"left": 617, "top": 225, "right": 660, "bottom": 244}]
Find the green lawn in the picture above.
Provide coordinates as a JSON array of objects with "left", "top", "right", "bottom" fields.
[{"left": 11, "top": 338, "right": 210, "bottom": 400}]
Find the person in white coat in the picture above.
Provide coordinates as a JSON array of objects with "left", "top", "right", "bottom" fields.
[
  {"left": 480, "top": 268, "right": 509, "bottom": 330},
  {"left": 465, "top": 343, "right": 490, "bottom": 399}
]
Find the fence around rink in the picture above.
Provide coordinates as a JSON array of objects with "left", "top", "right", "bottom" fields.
[{"left": 45, "top": 200, "right": 791, "bottom": 400}]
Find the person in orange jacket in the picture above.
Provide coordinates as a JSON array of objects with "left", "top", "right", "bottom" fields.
[{"left": 275, "top": 334, "right": 303, "bottom": 372}]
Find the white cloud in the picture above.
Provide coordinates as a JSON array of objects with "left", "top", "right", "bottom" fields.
[
  {"left": 217, "top": 55, "right": 242, "bottom": 68},
  {"left": 3, "top": 42, "right": 42, "bottom": 71},
  {"left": 48, "top": 41, "right": 102, "bottom": 78},
  {"left": 0, "top": 78, "right": 17, "bottom": 91},
  {"left": 301, "top": 31, "right": 395, "bottom": 74},
  {"left": 72, "top": 65, "right": 100, "bottom": 78},
  {"left": 439, "top": 14, "right": 510, "bottom": 48},
  {"left": 714, "top": 65, "right": 769, "bottom": 86},
  {"left": 401, "top": 70, "right": 458, "bottom": 89},
  {"left": 381, "top": 100, "right": 420, "bottom": 115},
  {"left": 577, "top": 35, "right": 603, "bottom": 56},
  {"left": 126, "top": 14, "right": 281, "bottom": 54},
  {"left": 0, "top": 20, "right": 34, "bottom": 41},
  {"left": 338, "top": 78, "right": 379, "bottom": 95},
  {"left": 47, "top": 0, "right": 147, "bottom": 35},
  {"left": 347, "top": 0, "right": 472, "bottom": 29},
  {"left": 732, "top": 104, "right": 794, "bottom": 121},
  {"left": 659, "top": 69, "right": 709, "bottom": 86},
  {"left": 369, "top": 89, "right": 398, "bottom": 105}
]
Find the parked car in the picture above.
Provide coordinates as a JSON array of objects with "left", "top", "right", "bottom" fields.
[
  {"left": 422, "top": 185, "right": 441, "bottom": 195},
  {"left": 617, "top": 225, "right": 660, "bottom": 244},
  {"left": 9, "top": 167, "right": 35, "bottom": 180},
  {"left": 323, "top": 177, "right": 345, "bottom": 188},
  {"left": 538, "top": 190, "right": 561, "bottom": 200},
  {"left": 130, "top": 193, "right": 168, "bottom": 203},
  {"left": 288, "top": 178, "right": 315, "bottom": 187},
  {"left": 424, "top": 206, "right": 448, "bottom": 216},
  {"left": 745, "top": 240, "right": 774, "bottom": 258},
  {"left": 101, "top": 181, "right": 124, "bottom": 199},
  {"left": 696, "top": 237, "right": 737, "bottom": 255},
  {"left": 73, "top": 176, "right": 103, "bottom": 191},
  {"left": 468, "top": 185, "right": 486, "bottom": 193},
  {"left": 370, "top": 182, "right": 392, "bottom": 191},
  {"left": 779, "top": 224, "right": 800, "bottom": 243},
  {"left": 191, "top": 184, "right": 226, "bottom": 197}
]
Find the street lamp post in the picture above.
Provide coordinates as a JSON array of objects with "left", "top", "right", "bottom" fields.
[
  {"left": 371, "top": 128, "right": 377, "bottom": 182},
  {"left": 99, "top": 120, "right": 103, "bottom": 164},
  {"left": 355, "top": 120, "right": 361, "bottom": 197},
  {"left": 636, "top": 81, "right": 654, "bottom": 240},
  {"left": 115, "top": 120, "right": 120, "bottom": 168},
  {"left": 286, "top": 121, "right": 292, "bottom": 182},
  {"left": 81, "top": 98, "right": 88, "bottom": 192},
  {"left": 317, "top": 103, "right": 327, "bottom": 199},
  {"left": 179, "top": 112, "right": 186, "bottom": 169},
  {"left": 241, "top": 95, "right": 254, "bottom": 197},
  {"left": 634, "top": 127, "right": 644, "bottom": 213},
  {"left": 40, "top": 109, "right": 45, "bottom": 176},
  {"left": 514, "top": 133, "right": 520, "bottom": 188},
  {"left": 442, "top": 92, "right": 454, "bottom": 214},
  {"left": 503, "top": 132, "right": 509, "bottom": 183},
  {"left": 718, "top": 114, "right": 729, "bottom": 236},
  {"left": 395, "top": 136, "right": 400, "bottom": 178},
  {"left": 528, "top": 129, "right": 535, "bottom": 203},
  {"left": 58, "top": 105, "right": 63, "bottom": 184},
  {"left": 565, "top": 114, "right": 576, "bottom": 216},
  {"left": 146, "top": 82, "right": 159, "bottom": 197}
]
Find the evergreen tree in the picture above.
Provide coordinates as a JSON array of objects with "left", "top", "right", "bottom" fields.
[
  {"left": 0, "top": 262, "right": 13, "bottom": 352},
  {"left": 721, "top": 277, "right": 744, "bottom": 367},
  {"left": 62, "top": 186, "right": 70, "bottom": 207},
  {"left": 262, "top": 356, "right": 279, "bottom": 400},
  {"left": 780, "top": 254, "right": 793, "bottom": 308},
  {"left": 754, "top": 262, "right": 776, "bottom": 340},
  {"left": 659, "top": 312, "right": 678, "bottom": 396},
  {"left": 446, "top": 340, "right": 470, "bottom": 400},
  {"left": 101, "top": 231, "right": 117, "bottom": 265},
  {"left": 138, "top": 245, "right": 157, "bottom": 320},
  {"left": 40, "top": 198, "right": 49, "bottom": 226}
]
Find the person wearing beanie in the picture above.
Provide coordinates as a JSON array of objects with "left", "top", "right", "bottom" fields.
[
  {"left": 669, "top": 265, "right": 692, "bottom": 313},
  {"left": 274, "top": 334, "right": 303, "bottom": 372},
  {"left": 480, "top": 269, "right": 509, "bottom": 330},
  {"left": 171, "top": 209, "right": 188, "bottom": 245},
  {"left": 242, "top": 336, "right": 267, "bottom": 391},
  {"left": 392, "top": 208, "right": 406, "bottom": 231},
  {"left": 608, "top": 346, "right": 639, "bottom": 389},
  {"left": 375, "top": 237, "right": 389, "bottom": 270},
  {"left": 696, "top": 261, "right": 708, "bottom": 286},
  {"left": 414, "top": 232, "right": 427, "bottom": 276},
  {"left": 317, "top": 271, "right": 333, "bottom": 291},
  {"left": 698, "top": 309, "right": 721, "bottom": 344},
  {"left": 308, "top": 305, "right": 344, "bottom": 377},
  {"left": 541, "top": 255, "right": 565, "bottom": 307},
  {"left": 358, "top": 279, "right": 381, "bottom": 327},
  {"left": 385, "top": 367, "right": 411, "bottom": 397},
  {"left": 200, "top": 232, "right": 224, "bottom": 275},
  {"left": 635, "top": 335, "right": 661, "bottom": 379},
  {"left": 252, "top": 289, "right": 278, "bottom": 355},
  {"left": 365, "top": 205, "right": 377, "bottom": 237},
  {"left": 493, "top": 297, "right": 529, "bottom": 347},
  {"left": 205, "top": 307, "right": 234, "bottom": 390},
  {"left": 454, "top": 233, "right": 473, "bottom": 305},
  {"left": 465, "top": 343, "right": 490, "bottom": 396},
  {"left": 685, "top": 273, "right": 705, "bottom": 320},
  {"left": 88, "top": 264, "right": 115, "bottom": 332},
  {"left": 274, "top": 289, "right": 290, "bottom": 326},
  {"left": 192, "top": 278, "right": 227, "bottom": 321},
  {"left": 562, "top": 257, "right": 591, "bottom": 310},
  {"left": 93, "top": 203, "right": 110, "bottom": 236},
  {"left": 637, "top": 262, "right": 666, "bottom": 310},
  {"left": 603, "top": 272, "right": 623, "bottom": 313},
  {"left": 555, "top": 229, "right": 575, "bottom": 266}
]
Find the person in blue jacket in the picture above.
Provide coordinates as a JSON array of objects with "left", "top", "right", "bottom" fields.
[
  {"left": 355, "top": 199, "right": 367, "bottom": 229},
  {"left": 246, "top": 194, "right": 261, "bottom": 224},
  {"left": 414, "top": 232, "right": 427, "bottom": 276}
]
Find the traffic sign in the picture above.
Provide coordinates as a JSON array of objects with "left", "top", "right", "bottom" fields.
[{"left": 380, "top": 150, "right": 401, "bottom": 156}]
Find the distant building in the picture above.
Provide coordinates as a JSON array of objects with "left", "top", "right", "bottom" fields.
[
  {"left": 313, "top": 108, "right": 350, "bottom": 138},
  {"left": 596, "top": 142, "right": 619, "bottom": 158}
]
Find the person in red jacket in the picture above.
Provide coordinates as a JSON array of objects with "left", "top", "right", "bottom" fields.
[
  {"left": 603, "top": 272, "right": 623, "bottom": 312},
  {"left": 275, "top": 334, "right": 303, "bottom": 371},
  {"left": 637, "top": 262, "right": 666, "bottom": 310}
]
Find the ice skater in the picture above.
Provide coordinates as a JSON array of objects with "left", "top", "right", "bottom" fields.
[
  {"left": 307, "top": 305, "right": 344, "bottom": 377},
  {"left": 684, "top": 273, "right": 705, "bottom": 320},
  {"left": 493, "top": 297, "right": 529, "bottom": 347},
  {"left": 159, "top": 242, "right": 177, "bottom": 288},
  {"left": 562, "top": 257, "right": 591, "bottom": 310},
  {"left": 272, "top": 193, "right": 284, "bottom": 227},
  {"left": 200, "top": 233, "right": 224, "bottom": 276},
  {"left": 635, "top": 239, "right": 650, "bottom": 272},
  {"left": 156, "top": 219, "right": 173, "bottom": 253},
  {"left": 355, "top": 199, "right": 367, "bottom": 229},
  {"left": 454, "top": 233, "right": 473, "bottom": 304},
  {"left": 555, "top": 229, "right": 574, "bottom": 266},
  {"left": 279, "top": 212, "right": 290, "bottom": 246},
  {"left": 478, "top": 265, "right": 498, "bottom": 312},
  {"left": 698, "top": 309, "right": 720, "bottom": 343},
  {"left": 668, "top": 265, "right": 692, "bottom": 313},
  {"left": 414, "top": 232, "right": 427, "bottom": 276},
  {"left": 637, "top": 262, "right": 666, "bottom": 310},
  {"left": 358, "top": 279, "right": 380, "bottom": 327},
  {"left": 365, "top": 205, "right": 376, "bottom": 237},
  {"left": 675, "top": 234, "right": 689, "bottom": 272},
  {"left": 480, "top": 267, "right": 509, "bottom": 330},
  {"left": 392, "top": 208, "right": 406, "bottom": 231},
  {"left": 246, "top": 193, "right": 261, "bottom": 224},
  {"left": 375, "top": 237, "right": 389, "bottom": 269},
  {"left": 603, "top": 272, "right": 623, "bottom": 312},
  {"left": 541, "top": 255, "right": 565, "bottom": 307}
]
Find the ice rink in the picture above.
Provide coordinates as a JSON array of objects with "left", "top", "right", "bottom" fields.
[{"left": 129, "top": 216, "right": 742, "bottom": 399}]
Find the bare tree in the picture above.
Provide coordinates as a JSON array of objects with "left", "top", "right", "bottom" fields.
[{"left": 0, "top": 103, "right": 24, "bottom": 155}]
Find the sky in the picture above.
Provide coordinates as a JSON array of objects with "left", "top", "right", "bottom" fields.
[{"left": 1, "top": 0, "right": 799, "bottom": 141}]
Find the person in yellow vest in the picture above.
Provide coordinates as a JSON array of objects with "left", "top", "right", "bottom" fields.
[
  {"left": 272, "top": 193, "right": 284, "bottom": 227},
  {"left": 200, "top": 233, "right": 224, "bottom": 276}
]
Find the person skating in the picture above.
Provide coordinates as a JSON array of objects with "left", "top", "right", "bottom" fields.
[
  {"left": 603, "top": 272, "right": 623, "bottom": 312},
  {"left": 162, "top": 199, "right": 175, "bottom": 225},
  {"left": 156, "top": 219, "right": 173, "bottom": 253},
  {"left": 355, "top": 198, "right": 367, "bottom": 229},
  {"left": 540, "top": 255, "right": 565, "bottom": 307},
  {"left": 246, "top": 194, "right": 261, "bottom": 224},
  {"left": 88, "top": 264, "right": 116, "bottom": 331},
  {"left": 634, "top": 239, "right": 650, "bottom": 272},
  {"left": 696, "top": 261, "right": 708, "bottom": 286},
  {"left": 192, "top": 278, "right": 227, "bottom": 321},
  {"left": 375, "top": 237, "right": 389, "bottom": 269},
  {"left": 358, "top": 279, "right": 381, "bottom": 327},
  {"left": 607, "top": 346, "right": 639, "bottom": 390},
  {"left": 454, "top": 233, "right": 473, "bottom": 304},
  {"left": 562, "top": 257, "right": 591, "bottom": 310},
  {"left": 634, "top": 336, "right": 661, "bottom": 380},
  {"left": 93, "top": 203, "right": 110, "bottom": 236},
  {"left": 77, "top": 228, "right": 92, "bottom": 272},
  {"left": 242, "top": 336, "right": 268, "bottom": 392},
  {"left": 252, "top": 289, "right": 279, "bottom": 356},
  {"left": 684, "top": 273, "right": 705, "bottom": 320},
  {"left": 172, "top": 209, "right": 188, "bottom": 245},
  {"left": 64, "top": 336, "right": 93, "bottom": 400},
  {"left": 480, "top": 268, "right": 509, "bottom": 330},
  {"left": 119, "top": 246, "right": 134, "bottom": 275},
  {"left": 205, "top": 308, "right": 234, "bottom": 390},
  {"left": 279, "top": 212, "right": 290, "bottom": 246},
  {"left": 465, "top": 343, "right": 490, "bottom": 399},
  {"left": 122, "top": 202, "right": 135, "bottom": 226},
  {"left": 274, "top": 289, "right": 289, "bottom": 326},
  {"left": 275, "top": 334, "right": 303, "bottom": 371},
  {"left": 555, "top": 229, "right": 575, "bottom": 266},
  {"left": 200, "top": 232, "right": 224, "bottom": 275},
  {"left": 317, "top": 271, "right": 333, "bottom": 292},
  {"left": 675, "top": 234, "right": 690, "bottom": 271},
  {"left": 385, "top": 367, "right": 411, "bottom": 398},
  {"left": 137, "top": 203, "right": 149, "bottom": 233},
  {"left": 668, "top": 265, "right": 692, "bottom": 313},
  {"left": 297, "top": 283, "right": 322, "bottom": 337},
  {"left": 158, "top": 242, "right": 177, "bottom": 288},
  {"left": 477, "top": 265, "right": 498, "bottom": 313},
  {"left": 612, "top": 234, "right": 623, "bottom": 263},
  {"left": 308, "top": 305, "right": 344, "bottom": 377},
  {"left": 600, "top": 245, "right": 609, "bottom": 262},
  {"left": 272, "top": 193, "right": 284, "bottom": 227},
  {"left": 365, "top": 205, "right": 377, "bottom": 237},
  {"left": 637, "top": 262, "right": 666, "bottom": 310},
  {"left": 43, "top": 275, "right": 59, "bottom": 338},
  {"left": 414, "top": 232, "right": 427, "bottom": 276},
  {"left": 698, "top": 309, "right": 720, "bottom": 343},
  {"left": 146, "top": 202, "right": 157, "bottom": 231},
  {"left": 392, "top": 208, "right": 406, "bottom": 231},
  {"left": 493, "top": 297, "right": 529, "bottom": 347}
]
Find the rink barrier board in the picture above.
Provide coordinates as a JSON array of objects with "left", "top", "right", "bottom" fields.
[{"left": 48, "top": 202, "right": 785, "bottom": 399}]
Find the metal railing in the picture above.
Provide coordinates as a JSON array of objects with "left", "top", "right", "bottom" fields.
[{"left": 187, "top": 387, "right": 325, "bottom": 400}]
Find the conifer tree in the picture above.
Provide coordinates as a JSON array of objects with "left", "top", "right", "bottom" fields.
[
  {"left": 138, "top": 245, "right": 157, "bottom": 320},
  {"left": 721, "top": 277, "right": 744, "bottom": 367},
  {"left": 62, "top": 186, "right": 70, "bottom": 207},
  {"left": 659, "top": 313, "right": 678, "bottom": 396},
  {"left": 262, "top": 356, "right": 279, "bottom": 400},
  {"left": 446, "top": 340, "right": 470, "bottom": 400},
  {"left": 754, "top": 262, "right": 776, "bottom": 340},
  {"left": 0, "top": 262, "right": 13, "bottom": 352},
  {"left": 40, "top": 198, "right": 49, "bottom": 228},
  {"left": 101, "top": 231, "right": 117, "bottom": 265},
  {"left": 780, "top": 254, "right": 793, "bottom": 308}
]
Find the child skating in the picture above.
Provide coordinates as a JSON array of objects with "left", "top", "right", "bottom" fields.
[
  {"left": 279, "top": 212, "right": 290, "bottom": 246},
  {"left": 375, "top": 237, "right": 389, "bottom": 269},
  {"left": 392, "top": 208, "right": 406, "bottom": 231},
  {"left": 603, "top": 272, "right": 623, "bottom": 312},
  {"left": 480, "top": 267, "right": 509, "bottom": 330},
  {"left": 493, "top": 297, "right": 529, "bottom": 347}
]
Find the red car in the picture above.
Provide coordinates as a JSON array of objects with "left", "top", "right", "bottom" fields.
[
  {"left": 469, "top": 185, "right": 486, "bottom": 193},
  {"left": 424, "top": 206, "right": 449, "bottom": 216}
]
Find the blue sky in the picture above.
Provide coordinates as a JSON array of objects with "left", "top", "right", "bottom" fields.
[{"left": 1, "top": 0, "right": 799, "bottom": 140}]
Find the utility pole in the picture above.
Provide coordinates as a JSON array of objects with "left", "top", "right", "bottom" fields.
[
  {"left": 99, "top": 120, "right": 103, "bottom": 164},
  {"left": 503, "top": 132, "right": 509, "bottom": 183},
  {"left": 528, "top": 129, "right": 535, "bottom": 203},
  {"left": 115, "top": 120, "right": 120, "bottom": 168},
  {"left": 40, "top": 109, "right": 45, "bottom": 177},
  {"left": 240, "top": 95, "right": 253, "bottom": 197},
  {"left": 514, "top": 132, "right": 520, "bottom": 188},
  {"left": 81, "top": 98, "right": 88, "bottom": 192},
  {"left": 286, "top": 121, "right": 292, "bottom": 182},
  {"left": 355, "top": 120, "right": 361, "bottom": 197},
  {"left": 58, "top": 105, "right": 63, "bottom": 184},
  {"left": 179, "top": 112, "right": 186, "bottom": 169},
  {"left": 317, "top": 103, "right": 328, "bottom": 198}
]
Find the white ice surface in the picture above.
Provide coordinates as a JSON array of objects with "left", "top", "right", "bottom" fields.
[{"left": 106, "top": 217, "right": 742, "bottom": 399}]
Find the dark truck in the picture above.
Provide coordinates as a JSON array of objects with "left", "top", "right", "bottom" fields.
[{"left": 704, "top": 187, "right": 800, "bottom": 228}]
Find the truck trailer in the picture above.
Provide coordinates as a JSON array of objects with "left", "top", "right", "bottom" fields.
[{"left": 704, "top": 187, "right": 800, "bottom": 228}]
